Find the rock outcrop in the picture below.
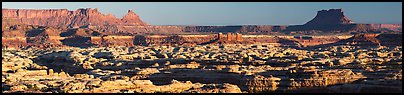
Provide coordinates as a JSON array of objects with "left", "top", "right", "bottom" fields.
[
  {"left": 285, "top": 9, "right": 401, "bottom": 32},
  {"left": 1, "top": 8, "right": 402, "bottom": 49},
  {"left": 3, "top": 43, "right": 401, "bottom": 93},
  {"left": 2, "top": 8, "right": 402, "bottom": 36},
  {"left": 2, "top": 8, "right": 148, "bottom": 29},
  {"left": 305, "top": 9, "right": 353, "bottom": 26},
  {"left": 311, "top": 34, "right": 403, "bottom": 48}
]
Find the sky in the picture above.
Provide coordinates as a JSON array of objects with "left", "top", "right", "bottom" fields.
[{"left": 2, "top": 2, "right": 402, "bottom": 26}]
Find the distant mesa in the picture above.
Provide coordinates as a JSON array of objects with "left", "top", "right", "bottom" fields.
[
  {"left": 284, "top": 8, "right": 401, "bottom": 32},
  {"left": 304, "top": 9, "right": 354, "bottom": 26}
]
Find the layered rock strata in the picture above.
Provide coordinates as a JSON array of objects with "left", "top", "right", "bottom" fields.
[
  {"left": 2, "top": 8, "right": 148, "bottom": 28},
  {"left": 3, "top": 8, "right": 401, "bottom": 35}
]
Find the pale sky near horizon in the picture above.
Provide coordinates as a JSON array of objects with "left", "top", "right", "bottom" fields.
[{"left": 2, "top": 2, "right": 402, "bottom": 25}]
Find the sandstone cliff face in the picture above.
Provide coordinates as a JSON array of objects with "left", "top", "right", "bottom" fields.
[
  {"left": 1, "top": 8, "right": 402, "bottom": 49},
  {"left": 122, "top": 10, "right": 148, "bottom": 26},
  {"left": 26, "top": 27, "right": 64, "bottom": 48},
  {"left": 2, "top": 8, "right": 148, "bottom": 29},
  {"left": 308, "top": 34, "right": 403, "bottom": 48},
  {"left": 183, "top": 25, "right": 286, "bottom": 33},
  {"left": 369, "top": 24, "right": 402, "bottom": 31}
]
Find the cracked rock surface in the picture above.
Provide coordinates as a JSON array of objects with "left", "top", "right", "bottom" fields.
[{"left": 2, "top": 44, "right": 402, "bottom": 93}]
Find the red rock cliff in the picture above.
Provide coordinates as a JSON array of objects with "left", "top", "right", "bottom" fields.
[{"left": 2, "top": 8, "right": 148, "bottom": 28}]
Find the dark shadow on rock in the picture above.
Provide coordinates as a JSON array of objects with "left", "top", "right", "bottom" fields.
[
  {"left": 60, "top": 29, "right": 78, "bottom": 37},
  {"left": 146, "top": 68, "right": 243, "bottom": 86},
  {"left": 133, "top": 35, "right": 148, "bottom": 46},
  {"left": 277, "top": 38, "right": 303, "bottom": 49},
  {"left": 300, "top": 34, "right": 402, "bottom": 50},
  {"left": 26, "top": 29, "right": 45, "bottom": 37},
  {"left": 377, "top": 34, "right": 402, "bottom": 46},
  {"left": 199, "top": 38, "right": 219, "bottom": 45},
  {"left": 32, "top": 51, "right": 90, "bottom": 75},
  {"left": 60, "top": 36, "right": 93, "bottom": 48}
]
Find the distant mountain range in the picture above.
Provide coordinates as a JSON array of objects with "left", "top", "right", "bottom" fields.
[{"left": 2, "top": 8, "right": 402, "bottom": 36}]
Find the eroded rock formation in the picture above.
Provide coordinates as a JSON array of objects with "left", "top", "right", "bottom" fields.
[
  {"left": 2, "top": 8, "right": 148, "bottom": 28},
  {"left": 3, "top": 8, "right": 401, "bottom": 36},
  {"left": 3, "top": 43, "right": 402, "bottom": 93},
  {"left": 305, "top": 9, "right": 353, "bottom": 25},
  {"left": 285, "top": 9, "right": 401, "bottom": 32},
  {"left": 2, "top": 7, "right": 402, "bottom": 93}
]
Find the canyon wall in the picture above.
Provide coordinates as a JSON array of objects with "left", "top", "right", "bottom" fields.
[
  {"left": 3, "top": 8, "right": 401, "bottom": 35},
  {"left": 1, "top": 8, "right": 402, "bottom": 49},
  {"left": 2, "top": 8, "right": 148, "bottom": 33},
  {"left": 115, "top": 25, "right": 288, "bottom": 35},
  {"left": 2, "top": 8, "right": 285, "bottom": 34},
  {"left": 2, "top": 31, "right": 402, "bottom": 49}
]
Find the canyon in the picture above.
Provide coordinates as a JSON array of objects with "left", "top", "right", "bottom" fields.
[
  {"left": 3, "top": 43, "right": 402, "bottom": 93},
  {"left": 2, "top": 8, "right": 402, "bottom": 93},
  {"left": 2, "top": 8, "right": 402, "bottom": 49}
]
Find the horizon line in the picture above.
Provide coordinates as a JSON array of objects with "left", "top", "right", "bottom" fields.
[{"left": 2, "top": 8, "right": 402, "bottom": 26}]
